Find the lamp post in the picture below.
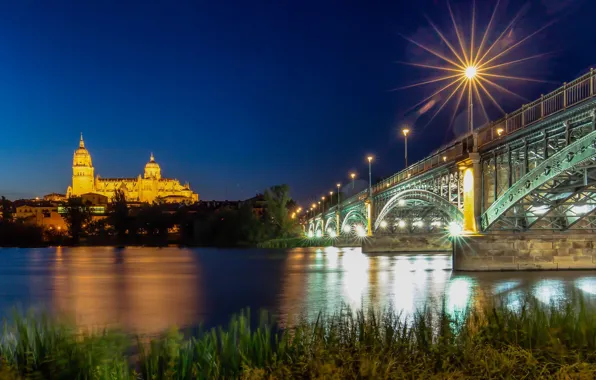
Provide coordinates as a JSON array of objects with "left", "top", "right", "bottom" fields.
[
  {"left": 321, "top": 196, "right": 325, "bottom": 213},
  {"left": 465, "top": 66, "right": 477, "bottom": 135},
  {"left": 350, "top": 173, "right": 356, "bottom": 190},
  {"left": 336, "top": 183, "right": 341, "bottom": 208},
  {"left": 401, "top": 128, "right": 410, "bottom": 168},
  {"left": 367, "top": 156, "right": 373, "bottom": 197}
]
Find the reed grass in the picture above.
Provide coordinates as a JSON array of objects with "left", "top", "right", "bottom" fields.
[{"left": 3, "top": 296, "right": 596, "bottom": 378}]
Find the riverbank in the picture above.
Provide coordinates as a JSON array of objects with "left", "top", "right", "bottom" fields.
[
  {"left": 257, "top": 236, "right": 334, "bottom": 248},
  {"left": 2, "top": 298, "right": 596, "bottom": 379}
]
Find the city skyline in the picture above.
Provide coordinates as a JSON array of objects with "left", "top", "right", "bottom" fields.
[{"left": 0, "top": 0, "right": 592, "bottom": 202}]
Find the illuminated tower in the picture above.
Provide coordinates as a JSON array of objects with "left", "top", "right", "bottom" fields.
[{"left": 71, "top": 133, "right": 95, "bottom": 196}]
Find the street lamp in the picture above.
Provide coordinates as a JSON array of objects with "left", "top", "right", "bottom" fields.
[
  {"left": 465, "top": 66, "right": 477, "bottom": 135},
  {"left": 336, "top": 183, "right": 341, "bottom": 208},
  {"left": 350, "top": 173, "right": 356, "bottom": 189},
  {"left": 402, "top": 128, "right": 410, "bottom": 168},
  {"left": 367, "top": 156, "right": 373, "bottom": 196},
  {"left": 321, "top": 196, "right": 325, "bottom": 212}
]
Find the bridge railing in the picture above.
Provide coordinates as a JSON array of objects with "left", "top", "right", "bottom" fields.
[
  {"left": 477, "top": 69, "right": 596, "bottom": 147},
  {"left": 310, "top": 189, "right": 368, "bottom": 221}
]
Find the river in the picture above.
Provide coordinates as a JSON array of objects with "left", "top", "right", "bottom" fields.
[{"left": 1, "top": 246, "right": 595, "bottom": 335}]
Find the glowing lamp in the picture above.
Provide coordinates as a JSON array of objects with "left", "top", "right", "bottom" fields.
[
  {"left": 448, "top": 222, "right": 463, "bottom": 237},
  {"left": 465, "top": 66, "right": 477, "bottom": 79},
  {"left": 355, "top": 224, "right": 366, "bottom": 237}
]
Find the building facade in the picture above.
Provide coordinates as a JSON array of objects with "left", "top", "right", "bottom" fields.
[{"left": 66, "top": 135, "right": 199, "bottom": 203}]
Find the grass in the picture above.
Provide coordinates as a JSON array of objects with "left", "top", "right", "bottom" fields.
[
  {"left": 257, "top": 237, "right": 334, "bottom": 248},
  {"left": 3, "top": 297, "right": 596, "bottom": 378}
]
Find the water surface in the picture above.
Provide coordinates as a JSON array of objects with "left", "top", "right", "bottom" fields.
[{"left": 1, "top": 246, "right": 595, "bottom": 334}]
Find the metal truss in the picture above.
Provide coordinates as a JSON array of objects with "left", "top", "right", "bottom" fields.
[
  {"left": 482, "top": 128, "right": 596, "bottom": 231},
  {"left": 374, "top": 189, "right": 464, "bottom": 231},
  {"left": 324, "top": 216, "right": 336, "bottom": 232},
  {"left": 340, "top": 209, "right": 367, "bottom": 232}
]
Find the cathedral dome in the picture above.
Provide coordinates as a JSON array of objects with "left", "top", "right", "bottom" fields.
[
  {"left": 73, "top": 133, "right": 92, "bottom": 167},
  {"left": 144, "top": 153, "right": 161, "bottom": 179}
]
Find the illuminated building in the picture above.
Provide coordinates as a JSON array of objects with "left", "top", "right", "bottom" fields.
[{"left": 66, "top": 134, "right": 199, "bottom": 203}]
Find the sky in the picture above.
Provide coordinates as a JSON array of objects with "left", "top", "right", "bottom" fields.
[{"left": 0, "top": 0, "right": 594, "bottom": 204}]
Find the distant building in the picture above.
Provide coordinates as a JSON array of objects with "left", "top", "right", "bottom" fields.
[
  {"left": 43, "top": 193, "right": 66, "bottom": 202},
  {"left": 66, "top": 134, "right": 199, "bottom": 204},
  {"left": 15, "top": 202, "right": 66, "bottom": 230}
]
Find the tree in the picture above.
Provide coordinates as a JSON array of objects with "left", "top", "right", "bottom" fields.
[
  {"left": 263, "top": 184, "right": 299, "bottom": 238},
  {"left": 109, "top": 189, "right": 129, "bottom": 242},
  {"left": 61, "top": 197, "right": 92, "bottom": 244},
  {"left": 1, "top": 196, "right": 12, "bottom": 222}
]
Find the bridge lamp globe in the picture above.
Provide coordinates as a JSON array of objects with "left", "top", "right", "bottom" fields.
[
  {"left": 355, "top": 224, "right": 367, "bottom": 237},
  {"left": 307, "top": 231, "right": 314, "bottom": 238},
  {"left": 328, "top": 229, "right": 337, "bottom": 238},
  {"left": 398, "top": 199, "right": 406, "bottom": 206},
  {"left": 448, "top": 222, "right": 463, "bottom": 237},
  {"left": 496, "top": 128, "right": 505, "bottom": 137},
  {"left": 398, "top": 220, "right": 406, "bottom": 228},
  {"left": 380, "top": 220, "right": 388, "bottom": 229},
  {"left": 465, "top": 66, "right": 477, "bottom": 80},
  {"left": 343, "top": 224, "right": 352, "bottom": 233},
  {"left": 315, "top": 230, "right": 322, "bottom": 238}
]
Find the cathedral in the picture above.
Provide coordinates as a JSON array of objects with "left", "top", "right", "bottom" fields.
[{"left": 66, "top": 134, "right": 199, "bottom": 203}]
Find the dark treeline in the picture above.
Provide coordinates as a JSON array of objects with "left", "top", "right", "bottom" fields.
[{"left": 0, "top": 185, "right": 301, "bottom": 247}]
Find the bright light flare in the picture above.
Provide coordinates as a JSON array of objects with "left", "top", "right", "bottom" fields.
[
  {"left": 398, "top": 1, "right": 549, "bottom": 130},
  {"left": 448, "top": 222, "right": 463, "bottom": 237},
  {"left": 465, "top": 66, "right": 477, "bottom": 79},
  {"left": 355, "top": 224, "right": 367, "bottom": 237}
]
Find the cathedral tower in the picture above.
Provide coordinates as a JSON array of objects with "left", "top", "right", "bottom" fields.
[{"left": 71, "top": 133, "right": 95, "bottom": 196}]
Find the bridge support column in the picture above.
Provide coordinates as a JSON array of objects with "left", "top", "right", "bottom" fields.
[
  {"left": 462, "top": 154, "right": 481, "bottom": 233},
  {"left": 365, "top": 199, "right": 373, "bottom": 236},
  {"left": 336, "top": 211, "right": 340, "bottom": 237}
]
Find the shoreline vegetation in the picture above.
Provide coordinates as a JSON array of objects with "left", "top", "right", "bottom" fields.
[
  {"left": 0, "top": 185, "right": 315, "bottom": 249},
  {"left": 2, "top": 297, "right": 596, "bottom": 378}
]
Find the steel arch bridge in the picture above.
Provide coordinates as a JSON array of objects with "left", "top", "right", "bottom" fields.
[{"left": 306, "top": 71, "right": 596, "bottom": 237}]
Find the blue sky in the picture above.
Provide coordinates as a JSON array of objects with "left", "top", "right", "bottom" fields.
[{"left": 0, "top": 0, "right": 592, "bottom": 203}]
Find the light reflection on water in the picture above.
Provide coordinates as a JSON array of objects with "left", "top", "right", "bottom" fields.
[{"left": 1, "top": 247, "right": 596, "bottom": 334}]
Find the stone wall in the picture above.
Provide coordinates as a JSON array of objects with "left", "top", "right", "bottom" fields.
[
  {"left": 454, "top": 233, "right": 596, "bottom": 271},
  {"left": 362, "top": 234, "right": 452, "bottom": 253}
]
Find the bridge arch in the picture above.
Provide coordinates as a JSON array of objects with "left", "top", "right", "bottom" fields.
[
  {"left": 324, "top": 216, "right": 337, "bottom": 233},
  {"left": 340, "top": 209, "right": 367, "bottom": 233},
  {"left": 481, "top": 130, "right": 596, "bottom": 231},
  {"left": 314, "top": 219, "right": 323, "bottom": 235},
  {"left": 374, "top": 189, "right": 463, "bottom": 231}
]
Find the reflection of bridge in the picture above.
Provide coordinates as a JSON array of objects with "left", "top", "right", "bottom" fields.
[{"left": 307, "top": 71, "right": 596, "bottom": 270}]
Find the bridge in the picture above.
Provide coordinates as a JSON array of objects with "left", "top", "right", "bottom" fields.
[{"left": 305, "top": 70, "right": 596, "bottom": 270}]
